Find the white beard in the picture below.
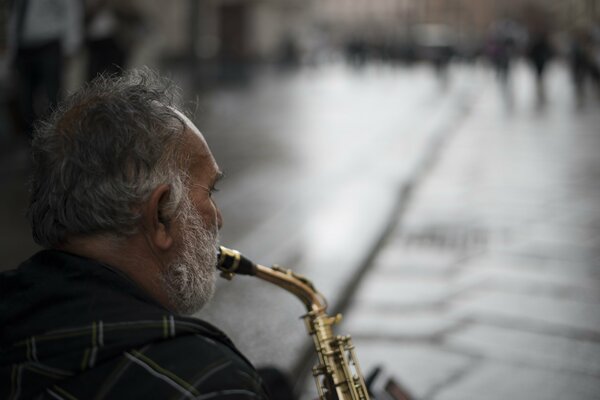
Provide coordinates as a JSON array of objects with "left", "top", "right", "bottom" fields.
[{"left": 160, "top": 194, "right": 218, "bottom": 315}]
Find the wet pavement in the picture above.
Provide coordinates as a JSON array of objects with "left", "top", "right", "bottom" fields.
[
  {"left": 337, "top": 63, "right": 600, "bottom": 400},
  {"left": 191, "top": 63, "right": 478, "bottom": 376}
]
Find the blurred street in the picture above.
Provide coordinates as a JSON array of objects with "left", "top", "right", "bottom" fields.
[
  {"left": 2, "top": 59, "right": 600, "bottom": 399},
  {"left": 340, "top": 62, "right": 600, "bottom": 400}
]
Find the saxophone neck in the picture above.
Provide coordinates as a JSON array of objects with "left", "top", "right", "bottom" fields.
[
  {"left": 217, "top": 246, "right": 328, "bottom": 312},
  {"left": 254, "top": 264, "right": 328, "bottom": 313}
]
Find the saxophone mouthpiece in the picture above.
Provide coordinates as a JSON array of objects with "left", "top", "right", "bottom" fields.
[{"left": 216, "top": 246, "right": 257, "bottom": 280}]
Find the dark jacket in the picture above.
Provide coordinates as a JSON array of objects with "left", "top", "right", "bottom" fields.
[{"left": 0, "top": 250, "right": 268, "bottom": 399}]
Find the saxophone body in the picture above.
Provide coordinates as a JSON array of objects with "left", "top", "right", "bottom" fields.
[{"left": 217, "top": 246, "right": 371, "bottom": 400}]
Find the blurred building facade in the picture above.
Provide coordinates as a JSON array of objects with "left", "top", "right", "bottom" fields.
[
  {"left": 130, "top": 0, "right": 311, "bottom": 67},
  {"left": 552, "top": 0, "right": 600, "bottom": 29},
  {"left": 311, "top": 0, "right": 599, "bottom": 53},
  {"left": 1, "top": 0, "right": 598, "bottom": 71},
  {"left": 139, "top": 0, "right": 595, "bottom": 66},
  {"left": 139, "top": 0, "right": 516, "bottom": 65}
]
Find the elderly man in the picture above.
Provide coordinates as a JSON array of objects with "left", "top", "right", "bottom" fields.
[{"left": 0, "top": 71, "right": 270, "bottom": 399}]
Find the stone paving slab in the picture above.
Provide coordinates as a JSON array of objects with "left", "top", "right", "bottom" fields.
[
  {"left": 350, "top": 275, "right": 458, "bottom": 309},
  {"left": 444, "top": 323, "right": 600, "bottom": 376},
  {"left": 458, "top": 268, "right": 600, "bottom": 304},
  {"left": 370, "top": 246, "right": 462, "bottom": 275},
  {"left": 505, "top": 242, "right": 600, "bottom": 264},
  {"left": 457, "top": 257, "right": 600, "bottom": 303},
  {"left": 449, "top": 287, "right": 600, "bottom": 335},
  {"left": 435, "top": 361, "right": 600, "bottom": 400},
  {"left": 342, "top": 308, "right": 461, "bottom": 340},
  {"left": 512, "top": 223, "right": 600, "bottom": 250},
  {"left": 472, "top": 253, "right": 600, "bottom": 279}
]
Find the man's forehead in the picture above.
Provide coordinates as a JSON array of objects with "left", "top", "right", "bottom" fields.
[
  {"left": 173, "top": 109, "right": 220, "bottom": 174},
  {"left": 173, "top": 109, "right": 203, "bottom": 141}
]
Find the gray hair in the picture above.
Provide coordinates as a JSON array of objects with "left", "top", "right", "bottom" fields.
[{"left": 28, "top": 69, "right": 190, "bottom": 247}]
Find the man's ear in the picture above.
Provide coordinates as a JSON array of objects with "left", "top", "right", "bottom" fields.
[{"left": 142, "top": 184, "right": 174, "bottom": 251}]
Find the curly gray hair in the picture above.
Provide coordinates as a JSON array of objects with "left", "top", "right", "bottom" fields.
[{"left": 28, "top": 69, "right": 190, "bottom": 247}]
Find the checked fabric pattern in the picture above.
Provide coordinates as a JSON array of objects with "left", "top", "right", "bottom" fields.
[{"left": 0, "top": 251, "right": 268, "bottom": 399}]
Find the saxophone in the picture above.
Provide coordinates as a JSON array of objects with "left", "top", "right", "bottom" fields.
[{"left": 217, "top": 246, "right": 371, "bottom": 400}]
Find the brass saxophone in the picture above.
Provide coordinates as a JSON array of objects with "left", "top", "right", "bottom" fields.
[{"left": 217, "top": 246, "right": 371, "bottom": 400}]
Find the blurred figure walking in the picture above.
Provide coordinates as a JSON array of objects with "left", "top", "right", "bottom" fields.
[
  {"left": 485, "top": 20, "right": 523, "bottom": 82},
  {"left": 569, "top": 27, "right": 600, "bottom": 104},
  {"left": 485, "top": 20, "right": 523, "bottom": 109},
  {"left": 486, "top": 36, "right": 511, "bottom": 82},
  {"left": 7, "top": 0, "right": 83, "bottom": 139},
  {"left": 85, "top": 0, "right": 144, "bottom": 81},
  {"left": 526, "top": 32, "right": 553, "bottom": 104}
]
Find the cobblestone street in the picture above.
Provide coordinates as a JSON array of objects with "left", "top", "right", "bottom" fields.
[{"left": 340, "top": 63, "right": 600, "bottom": 400}]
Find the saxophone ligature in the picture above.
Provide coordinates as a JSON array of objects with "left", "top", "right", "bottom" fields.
[{"left": 216, "top": 246, "right": 371, "bottom": 400}]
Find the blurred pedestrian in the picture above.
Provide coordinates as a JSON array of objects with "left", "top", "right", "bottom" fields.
[
  {"left": 7, "top": 0, "right": 83, "bottom": 139},
  {"left": 277, "top": 35, "right": 300, "bottom": 69},
  {"left": 485, "top": 20, "right": 523, "bottom": 110},
  {"left": 345, "top": 38, "right": 368, "bottom": 66},
  {"left": 569, "top": 27, "right": 600, "bottom": 103},
  {"left": 486, "top": 36, "right": 512, "bottom": 82},
  {"left": 485, "top": 20, "right": 522, "bottom": 84},
  {"left": 85, "top": 0, "right": 144, "bottom": 81},
  {"left": 526, "top": 32, "right": 553, "bottom": 103}
]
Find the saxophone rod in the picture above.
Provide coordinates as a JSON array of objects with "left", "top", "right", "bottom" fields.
[{"left": 216, "top": 246, "right": 327, "bottom": 313}]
